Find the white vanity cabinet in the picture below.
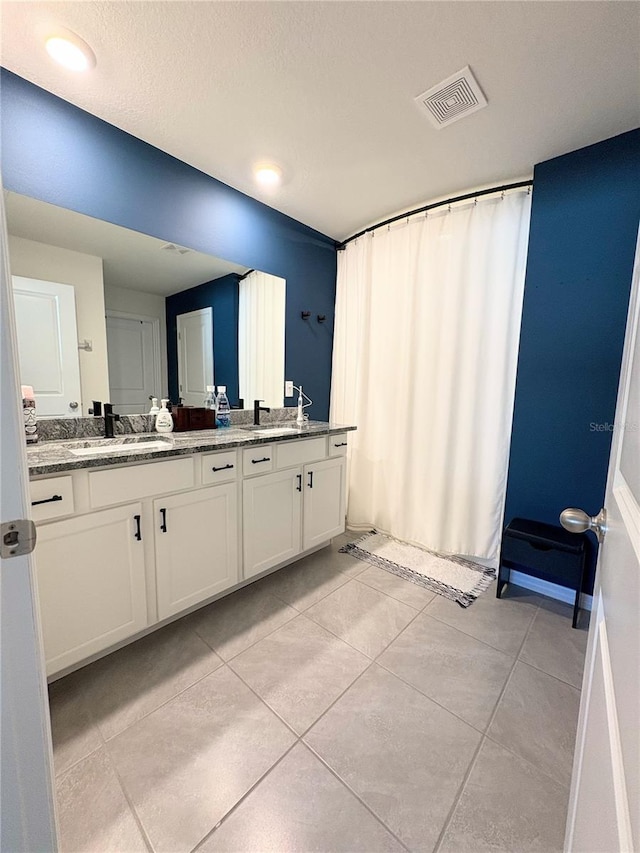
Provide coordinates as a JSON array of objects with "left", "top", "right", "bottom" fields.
[
  {"left": 30, "top": 429, "right": 349, "bottom": 677},
  {"left": 35, "top": 503, "right": 148, "bottom": 675},
  {"left": 243, "top": 437, "right": 346, "bottom": 579},
  {"left": 302, "top": 457, "right": 346, "bottom": 549},
  {"left": 154, "top": 483, "right": 239, "bottom": 619},
  {"left": 243, "top": 468, "right": 303, "bottom": 579}
]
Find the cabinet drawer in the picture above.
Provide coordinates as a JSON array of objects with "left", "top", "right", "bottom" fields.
[
  {"left": 201, "top": 450, "right": 239, "bottom": 485},
  {"left": 328, "top": 433, "right": 348, "bottom": 457},
  {"left": 243, "top": 445, "right": 274, "bottom": 476},
  {"left": 89, "top": 457, "right": 194, "bottom": 508},
  {"left": 275, "top": 436, "right": 327, "bottom": 469},
  {"left": 30, "top": 476, "right": 75, "bottom": 522}
]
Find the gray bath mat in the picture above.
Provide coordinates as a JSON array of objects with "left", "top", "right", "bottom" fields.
[{"left": 340, "top": 530, "right": 495, "bottom": 607}]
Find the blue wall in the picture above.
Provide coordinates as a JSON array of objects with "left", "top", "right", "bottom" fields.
[
  {"left": 505, "top": 129, "right": 640, "bottom": 591},
  {"left": 166, "top": 274, "right": 240, "bottom": 406},
  {"left": 0, "top": 70, "right": 337, "bottom": 419}
]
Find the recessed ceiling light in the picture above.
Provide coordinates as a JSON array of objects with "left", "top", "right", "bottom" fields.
[
  {"left": 45, "top": 31, "right": 96, "bottom": 72},
  {"left": 254, "top": 164, "right": 282, "bottom": 188}
]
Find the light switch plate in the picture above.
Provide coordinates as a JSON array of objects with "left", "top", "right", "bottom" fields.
[{"left": 285, "top": 380, "right": 294, "bottom": 397}]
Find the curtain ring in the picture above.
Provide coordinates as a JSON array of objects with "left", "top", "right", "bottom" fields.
[
  {"left": 448, "top": 204, "right": 451, "bottom": 213},
  {"left": 474, "top": 197, "right": 478, "bottom": 206},
  {"left": 501, "top": 191, "right": 505, "bottom": 200}
]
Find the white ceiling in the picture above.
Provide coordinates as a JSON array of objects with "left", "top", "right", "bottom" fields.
[
  {"left": 5, "top": 191, "right": 248, "bottom": 296},
  {"left": 2, "top": 1, "right": 639, "bottom": 241}
]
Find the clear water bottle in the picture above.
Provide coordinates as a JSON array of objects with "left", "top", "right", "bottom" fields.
[
  {"left": 204, "top": 385, "right": 217, "bottom": 411},
  {"left": 216, "top": 385, "right": 231, "bottom": 428}
]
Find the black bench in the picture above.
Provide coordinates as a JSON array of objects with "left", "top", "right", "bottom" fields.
[{"left": 497, "top": 517, "right": 588, "bottom": 628}]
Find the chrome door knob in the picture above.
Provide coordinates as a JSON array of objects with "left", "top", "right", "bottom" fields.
[
  {"left": 560, "top": 507, "right": 607, "bottom": 543},
  {"left": 69, "top": 401, "right": 79, "bottom": 409}
]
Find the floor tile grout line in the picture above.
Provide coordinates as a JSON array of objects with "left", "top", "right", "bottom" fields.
[
  {"left": 301, "top": 740, "right": 413, "bottom": 853},
  {"left": 299, "top": 581, "right": 421, "bottom": 662},
  {"left": 53, "top": 740, "right": 104, "bottom": 782},
  {"left": 348, "top": 566, "right": 434, "bottom": 611},
  {"left": 189, "top": 740, "right": 301, "bottom": 853},
  {"left": 338, "top": 572, "right": 427, "bottom": 613},
  {"left": 99, "top": 655, "right": 226, "bottom": 744},
  {"left": 372, "top": 657, "right": 489, "bottom": 738},
  {"left": 416, "top": 608, "right": 530, "bottom": 660},
  {"left": 225, "top": 661, "right": 308, "bottom": 740},
  {"left": 262, "top": 564, "right": 354, "bottom": 614},
  {"left": 432, "top": 595, "right": 543, "bottom": 852},
  {"left": 101, "top": 740, "right": 156, "bottom": 853},
  {"left": 482, "top": 731, "right": 573, "bottom": 792},
  {"left": 515, "top": 655, "right": 585, "bottom": 692},
  {"left": 191, "top": 593, "right": 299, "bottom": 664},
  {"left": 424, "top": 601, "right": 539, "bottom": 657}
]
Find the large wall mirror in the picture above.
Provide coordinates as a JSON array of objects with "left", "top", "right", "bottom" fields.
[{"left": 5, "top": 191, "right": 286, "bottom": 417}]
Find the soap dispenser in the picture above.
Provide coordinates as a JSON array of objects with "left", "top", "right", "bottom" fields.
[
  {"left": 155, "top": 399, "right": 174, "bottom": 433},
  {"left": 149, "top": 397, "right": 160, "bottom": 415}
]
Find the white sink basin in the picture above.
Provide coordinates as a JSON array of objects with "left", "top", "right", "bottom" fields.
[
  {"left": 252, "top": 426, "right": 301, "bottom": 437},
  {"left": 68, "top": 439, "right": 172, "bottom": 457}
]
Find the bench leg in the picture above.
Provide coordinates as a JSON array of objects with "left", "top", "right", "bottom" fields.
[
  {"left": 496, "top": 551, "right": 508, "bottom": 599},
  {"left": 572, "top": 588, "right": 580, "bottom": 629}
]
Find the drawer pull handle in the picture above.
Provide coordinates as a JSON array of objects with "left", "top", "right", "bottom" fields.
[
  {"left": 31, "top": 494, "right": 63, "bottom": 506},
  {"left": 296, "top": 474, "right": 302, "bottom": 492},
  {"left": 252, "top": 457, "right": 271, "bottom": 464},
  {"left": 134, "top": 514, "right": 142, "bottom": 541},
  {"left": 212, "top": 463, "right": 234, "bottom": 472},
  {"left": 334, "top": 442, "right": 347, "bottom": 447},
  {"left": 160, "top": 507, "right": 167, "bottom": 533},
  {"left": 308, "top": 471, "right": 314, "bottom": 488}
]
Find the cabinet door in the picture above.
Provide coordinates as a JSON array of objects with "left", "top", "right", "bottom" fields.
[
  {"left": 243, "top": 468, "right": 302, "bottom": 579},
  {"left": 155, "top": 483, "right": 239, "bottom": 620},
  {"left": 303, "top": 457, "right": 346, "bottom": 550},
  {"left": 35, "top": 504, "right": 147, "bottom": 676}
]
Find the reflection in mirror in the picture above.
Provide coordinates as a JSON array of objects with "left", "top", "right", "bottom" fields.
[{"left": 5, "top": 191, "right": 286, "bottom": 416}]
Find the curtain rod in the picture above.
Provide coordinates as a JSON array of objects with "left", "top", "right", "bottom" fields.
[{"left": 337, "top": 180, "right": 533, "bottom": 250}]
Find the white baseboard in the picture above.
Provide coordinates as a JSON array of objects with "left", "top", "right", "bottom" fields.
[{"left": 509, "top": 570, "right": 593, "bottom": 611}]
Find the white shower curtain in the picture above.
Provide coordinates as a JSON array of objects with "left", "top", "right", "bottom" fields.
[
  {"left": 330, "top": 190, "right": 532, "bottom": 562},
  {"left": 238, "top": 270, "right": 286, "bottom": 409}
]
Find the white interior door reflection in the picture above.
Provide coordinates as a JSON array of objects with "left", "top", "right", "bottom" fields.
[
  {"left": 107, "top": 312, "right": 161, "bottom": 414},
  {"left": 12, "top": 275, "right": 82, "bottom": 416},
  {"left": 177, "top": 307, "right": 214, "bottom": 406}
]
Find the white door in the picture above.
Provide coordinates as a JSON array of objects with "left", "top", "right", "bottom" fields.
[
  {"left": 243, "top": 468, "right": 302, "bottom": 579},
  {"left": 177, "top": 307, "right": 213, "bottom": 406},
  {"left": 1, "top": 198, "right": 57, "bottom": 849},
  {"left": 107, "top": 312, "right": 159, "bottom": 414},
  {"left": 155, "top": 484, "right": 239, "bottom": 619},
  {"left": 303, "top": 457, "right": 346, "bottom": 550},
  {"left": 565, "top": 230, "right": 640, "bottom": 852},
  {"left": 12, "top": 275, "right": 82, "bottom": 416}
]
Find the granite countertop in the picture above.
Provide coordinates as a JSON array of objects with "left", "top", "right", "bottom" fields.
[{"left": 28, "top": 421, "right": 356, "bottom": 476}]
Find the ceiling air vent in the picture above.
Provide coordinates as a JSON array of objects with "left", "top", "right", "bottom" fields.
[
  {"left": 161, "top": 242, "right": 190, "bottom": 255},
  {"left": 415, "top": 65, "right": 487, "bottom": 129}
]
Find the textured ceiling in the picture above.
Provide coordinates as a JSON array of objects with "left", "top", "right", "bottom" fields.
[{"left": 1, "top": 1, "right": 639, "bottom": 240}]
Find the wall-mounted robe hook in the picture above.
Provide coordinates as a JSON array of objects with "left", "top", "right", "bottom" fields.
[
  {"left": 301, "top": 311, "right": 311, "bottom": 320},
  {"left": 317, "top": 314, "right": 326, "bottom": 323}
]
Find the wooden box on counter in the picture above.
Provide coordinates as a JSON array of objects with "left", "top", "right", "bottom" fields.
[{"left": 171, "top": 406, "right": 217, "bottom": 432}]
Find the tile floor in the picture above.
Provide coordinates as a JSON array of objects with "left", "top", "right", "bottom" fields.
[{"left": 49, "top": 531, "right": 589, "bottom": 853}]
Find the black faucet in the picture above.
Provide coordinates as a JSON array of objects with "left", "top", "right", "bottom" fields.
[
  {"left": 89, "top": 401, "right": 102, "bottom": 416},
  {"left": 254, "top": 399, "right": 270, "bottom": 425},
  {"left": 103, "top": 403, "right": 121, "bottom": 438}
]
